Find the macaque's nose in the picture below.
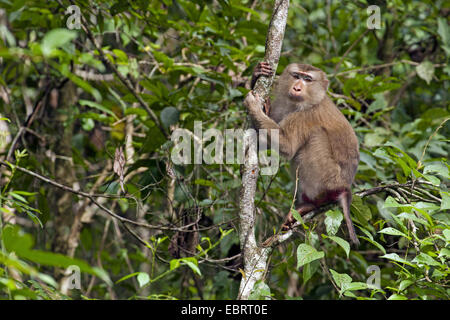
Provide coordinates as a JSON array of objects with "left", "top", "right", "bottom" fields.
[{"left": 293, "top": 84, "right": 302, "bottom": 92}]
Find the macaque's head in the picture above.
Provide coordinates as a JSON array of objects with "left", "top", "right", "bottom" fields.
[{"left": 278, "top": 63, "right": 329, "bottom": 109}]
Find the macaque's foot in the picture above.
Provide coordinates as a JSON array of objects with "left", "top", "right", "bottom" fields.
[
  {"left": 281, "top": 211, "right": 295, "bottom": 231},
  {"left": 262, "top": 235, "right": 276, "bottom": 247},
  {"left": 281, "top": 203, "right": 316, "bottom": 231}
]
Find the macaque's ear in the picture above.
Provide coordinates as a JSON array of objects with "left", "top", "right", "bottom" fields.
[{"left": 323, "top": 79, "right": 329, "bottom": 90}]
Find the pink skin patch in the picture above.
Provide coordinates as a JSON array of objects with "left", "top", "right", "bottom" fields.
[{"left": 301, "top": 188, "right": 347, "bottom": 207}]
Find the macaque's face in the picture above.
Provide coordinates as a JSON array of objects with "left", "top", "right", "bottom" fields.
[{"left": 283, "top": 64, "right": 329, "bottom": 105}]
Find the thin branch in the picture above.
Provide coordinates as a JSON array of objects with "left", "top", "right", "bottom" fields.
[
  {"left": 262, "top": 180, "right": 440, "bottom": 248},
  {"left": 0, "top": 160, "right": 233, "bottom": 233},
  {"left": 332, "top": 59, "right": 445, "bottom": 78}
]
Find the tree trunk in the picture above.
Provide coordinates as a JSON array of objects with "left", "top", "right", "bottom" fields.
[{"left": 238, "top": 0, "right": 289, "bottom": 300}]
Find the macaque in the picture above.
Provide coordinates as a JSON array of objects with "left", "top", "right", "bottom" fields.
[{"left": 245, "top": 62, "right": 360, "bottom": 245}]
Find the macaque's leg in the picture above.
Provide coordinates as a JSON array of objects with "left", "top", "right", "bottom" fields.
[
  {"left": 281, "top": 203, "right": 316, "bottom": 231},
  {"left": 251, "top": 62, "right": 273, "bottom": 89}
]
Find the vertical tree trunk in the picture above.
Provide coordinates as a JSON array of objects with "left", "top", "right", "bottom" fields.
[{"left": 238, "top": 0, "right": 289, "bottom": 300}]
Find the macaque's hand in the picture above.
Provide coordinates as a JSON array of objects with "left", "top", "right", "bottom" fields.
[
  {"left": 251, "top": 62, "right": 274, "bottom": 89},
  {"left": 244, "top": 91, "right": 264, "bottom": 115}
]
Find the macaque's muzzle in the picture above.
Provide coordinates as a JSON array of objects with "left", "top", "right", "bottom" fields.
[{"left": 289, "top": 82, "right": 304, "bottom": 100}]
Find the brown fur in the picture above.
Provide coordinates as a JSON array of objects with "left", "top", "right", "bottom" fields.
[{"left": 244, "top": 63, "right": 360, "bottom": 245}]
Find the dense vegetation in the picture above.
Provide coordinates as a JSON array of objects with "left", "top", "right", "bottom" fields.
[{"left": 0, "top": 0, "right": 448, "bottom": 300}]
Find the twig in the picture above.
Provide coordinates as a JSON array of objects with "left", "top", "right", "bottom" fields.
[{"left": 418, "top": 117, "right": 449, "bottom": 167}]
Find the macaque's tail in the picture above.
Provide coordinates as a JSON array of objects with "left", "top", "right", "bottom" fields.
[{"left": 339, "top": 191, "right": 360, "bottom": 246}]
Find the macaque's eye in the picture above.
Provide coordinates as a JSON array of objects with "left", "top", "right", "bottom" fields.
[{"left": 292, "top": 72, "right": 313, "bottom": 82}]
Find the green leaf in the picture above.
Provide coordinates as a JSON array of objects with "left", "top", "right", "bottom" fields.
[
  {"left": 8, "top": 191, "right": 28, "bottom": 203},
  {"left": 359, "top": 236, "right": 386, "bottom": 255},
  {"left": 137, "top": 272, "right": 150, "bottom": 287},
  {"left": 79, "top": 100, "right": 119, "bottom": 120},
  {"left": 81, "top": 118, "right": 95, "bottom": 131},
  {"left": 368, "top": 93, "right": 387, "bottom": 113},
  {"left": 443, "top": 229, "right": 450, "bottom": 242},
  {"left": 388, "top": 294, "right": 408, "bottom": 300},
  {"left": 296, "top": 244, "right": 324, "bottom": 269},
  {"left": 438, "top": 248, "right": 450, "bottom": 259},
  {"left": 141, "top": 125, "right": 166, "bottom": 153},
  {"left": 182, "top": 260, "right": 202, "bottom": 276},
  {"left": 412, "top": 253, "right": 441, "bottom": 267},
  {"left": 170, "top": 259, "right": 180, "bottom": 270},
  {"left": 416, "top": 61, "right": 435, "bottom": 84},
  {"left": 324, "top": 210, "right": 343, "bottom": 236},
  {"left": 248, "top": 281, "right": 271, "bottom": 300},
  {"left": 113, "top": 49, "right": 128, "bottom": 62},
  {"left": 41, "top": 29, "right": 77, "bottom": 57},
  {"left": 381, "top": 253, "right": 416, "bottom": 268},
  {"left": 437, "top": 17, "right": 450, "bottom": 55},
  {"left": 437, "top": 18, "right": 450, "bottom": 44},
  {"left": 291, "top": 209, "right": 306, "bottom": 228},
  {"left": 397, "top": 212, "right": 430, "bottom": 227},
  {"left": 59, "top": 66, "right": 102, "bottom": 101},
  {"left": 364, "top": 132, "right": 385, "bottom": 147},
  {"left": 303, "top": 260, "right": 319, "bottom": 284},
  {"left": 152, "top": 50, "right": 174, "bottom": 68},
  {"left": 160, "top": 107, "right": 179, "bottom": 128},
  {"left": 422, "top": 174, "right": 440, "bottom": 186},
  {"left": 2, "top": 225, "right": 111, "bottom": 284},
  {"left": 383, "top": 196, "right": 402, "bottom": 208},
  {"left": 329, "top": 269, "right": 352, "bottom": 289},
  {"left": 194, "top": 179, "right": 218, "bottom": 190},
  {"left": 115, "top": 272, "right": 140, "bottom": 284},
  {"left": 440, "top": 191, "right": 450, "bottom": 211},
  {"left": 399, "top": 280, "right": 414, "bottom": 292},
  {"left": 327, "top": 236, "right": 350, "bottom": 258},
  {"left": 378, "top": 227, "right": 411, "bottom": 239},
  {"left": 125, "top": 108, "right": 147, "bottom": 118},
  {"left": 351, "top": 195, "right": 371, "bottom": 224},
  {"left": 12, "top": 191, "right": 37, "bottom": 196},
  {"left": 342, "top": 282, "right": 368, "bottom": 293},
  {"left": 36, "top": 273, "right": 58, "bottom": 288},
  {"left": 423, "top": 163, "right": 450, "bottom": 179}
]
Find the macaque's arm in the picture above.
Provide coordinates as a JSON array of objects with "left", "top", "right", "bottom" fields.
[{"left": 244, "top": 91, "right": 297, "bottom": 158}]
